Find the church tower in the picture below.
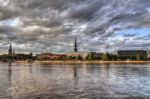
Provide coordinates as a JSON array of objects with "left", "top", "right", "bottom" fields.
[
  {"left": 74, "top": 37, "right": 78, "bottom": 52},
  {"left": 8, "top": 44, "right": 13, "bottom": 55}
]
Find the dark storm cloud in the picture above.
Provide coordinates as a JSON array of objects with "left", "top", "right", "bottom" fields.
[
  {"left": 0, "top": 25, "right": 18, "bottom": 40},
  {"left": 67, "top": 0, "right": 105, "bottom": 20},
  {"left": 0, "top": 6, "right": 19, "bottom": 20},
  {"left": 0, "top": 0, "right": 150, "bottom": 53}
]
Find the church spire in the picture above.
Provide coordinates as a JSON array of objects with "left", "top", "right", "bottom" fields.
[
  {"left": 8, "top": 44, "right": 12, "bottom": 55},
  {"left": 74, "top": 37, "right": 78, "bottom": 52}
]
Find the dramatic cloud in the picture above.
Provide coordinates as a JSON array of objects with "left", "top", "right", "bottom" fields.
[{"left": 0, "top": 0, "right": 150, "bottom": 54}]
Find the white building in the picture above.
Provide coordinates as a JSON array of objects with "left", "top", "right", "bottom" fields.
[{"left": 66, "top": 52, "right": 89, "bottom": 60}]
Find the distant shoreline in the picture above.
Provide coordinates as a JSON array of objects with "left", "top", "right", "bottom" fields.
[{"left": 13, "top": 60, "right": 150, "bottom": 64}]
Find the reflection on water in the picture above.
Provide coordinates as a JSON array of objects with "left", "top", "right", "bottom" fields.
[
  {"left": 0, "top": 63, "right": 150, "bottom": 99},
  {"left": 8, "top": 63, "right": 12, "bottom": 85}
]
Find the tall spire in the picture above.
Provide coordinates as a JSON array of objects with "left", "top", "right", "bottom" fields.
[
  {"left": 8, "top": 44, "right": 12, "bottom": 55},
  {"left": 9, "top": 44, "right": 12, "bottom": 49},
  {"left": 74, "top": 37, "right": 78, "bottom": 52}
]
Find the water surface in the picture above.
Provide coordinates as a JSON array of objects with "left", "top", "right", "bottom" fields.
[{"left": 0, "top": 63, "right": 150, "bottom": 99}]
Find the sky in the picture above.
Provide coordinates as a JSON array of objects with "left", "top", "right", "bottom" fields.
[{"left": 0, "top": 0, "right": 150, "bottom": 54}]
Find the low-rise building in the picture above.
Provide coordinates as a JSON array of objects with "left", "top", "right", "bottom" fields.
[
  {"left": 36, "top": 53, "right": 67, "bottom": 60},
  {"left": 66, "top": 52, "right": 89, "bottom": 60},
  {"left": 118, "top": 50, "right": 147, "bottom": 60}
]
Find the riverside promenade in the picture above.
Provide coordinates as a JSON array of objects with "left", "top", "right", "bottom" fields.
[{"left": 32, "top": 61, "right": 150, "bottom": 64}]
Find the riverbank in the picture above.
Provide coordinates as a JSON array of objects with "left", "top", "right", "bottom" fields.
[
  {"left": 32, "top": 60, "right": 150, "bottom": 64},
  {"left": 1, "top": 60, "right": 149, "bottom": 64}
]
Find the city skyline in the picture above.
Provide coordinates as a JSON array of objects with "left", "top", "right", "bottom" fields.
[{"left": 0, "top": 0, "right": 150, "bottom": 53}]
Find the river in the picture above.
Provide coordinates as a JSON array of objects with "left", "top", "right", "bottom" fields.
[{"left": 0, "top": 63, "right": 150, "bottom": 99}]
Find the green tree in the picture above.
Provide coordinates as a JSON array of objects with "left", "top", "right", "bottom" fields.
[
  {"left": 77, "top": 55, "right": 83, "bottom": 60},
  {"left": 86, "top": 54, "right": 94, "bottom": 60},
  {"left": 102, "top": 53, "right": 109, "bottom": 61},
  {"left": 136, "top": 54, "right": 141, "bottom": 60},
  {"left": 131, "top": 56, "right": 136, "bottom": 60},
  {"left": 29, "top": 53, "right": 33, "bottom": 59}
]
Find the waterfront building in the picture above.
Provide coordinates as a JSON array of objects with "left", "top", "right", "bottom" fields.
[
  {"left": 15, "top": 53, "right": 32, "bottom": 60},
  {"left": 0, "top": 44, "right": 34, "bottom": 61},
  {"left": 36, "top": 53, "right": 67, "bottom": 60},
  {"left": 66, "top": 37, "right": 102, "bottom": 60},
  {"left": 66, "top": 37, "right": 87, "bottom": 60},
  {"left": 66, "top": 52, "right": 89, "bottom": 60},
  {"left": 118, "top": 50, "right": 147, "bottom": 60}
]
